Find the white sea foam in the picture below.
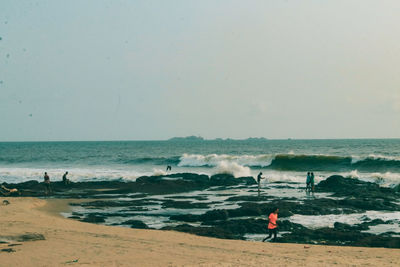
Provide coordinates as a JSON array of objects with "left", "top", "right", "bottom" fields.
[
  {"left": 178, "top": 153, "right": 274, "bottom": 167},
  {"left": 368, "top": 154, "right": 400, "bottom": 161},
  {"left": 351, "top": 154, "right": 400, "bottom": 164},
  {"left": 364, "top": 224, "right": 400, "bottom": 235},
  {"left": 213, "top": 161, "right": 252, "bottom": 178},
  {"left": 369, "top": 172, "right": 400, "bottom": 186},
  {"left": 152, "top": 168, "right": 167, "bottom": 176},
  {"left": 345, "top": 170, "right": 361, "bottom": 178},
  {"left": 290, "top": 211, "right": 400, "bottom": 230},
  {"left": 0, "top": 167, "right": 146, "bottom": 183},
  {"left": 343, "top": 170, "right": 400, "bottom": 186}
]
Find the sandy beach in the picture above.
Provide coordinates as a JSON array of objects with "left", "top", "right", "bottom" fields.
[{"left": 0, "top": 197, "right": 398, "bottom": 266}]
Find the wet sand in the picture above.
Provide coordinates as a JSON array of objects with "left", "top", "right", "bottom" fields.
[{"left": 0, "top": 197, "right": 399, "bottom": 266}]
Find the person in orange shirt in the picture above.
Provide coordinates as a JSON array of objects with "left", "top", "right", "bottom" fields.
[{"left": 262, "top": 207, "right": 279, "bottom": 242}]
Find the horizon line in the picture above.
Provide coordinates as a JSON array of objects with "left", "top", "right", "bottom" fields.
[{"left": 1, "top": 137, "right": 400, "bottom": 143}]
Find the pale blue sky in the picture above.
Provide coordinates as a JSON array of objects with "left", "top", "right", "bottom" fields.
[{"left": 1, "top": 0, "right": 400, "bottom": 141}]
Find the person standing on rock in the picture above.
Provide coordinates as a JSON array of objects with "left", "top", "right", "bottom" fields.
[
  {"left": 257, "top": 172, "right": 265, "bottom": 197},
  {"left": 62, "top": 171, "right": 70, "bottom": 185},
  {"left": 310, "top": 172, "right": 315, "bottom": 193},
  {"left": 44, "top": 172, "right": 51, "bottom": 195},
  {"left": 306, "top": 172, "right": 311, "bottom": 192},
  {"left": 263, "top": 207, "right": 279, "bottom": 242}
]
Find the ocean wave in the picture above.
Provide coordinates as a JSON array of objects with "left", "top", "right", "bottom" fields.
[
  {"left": 177, "top": 153, "right": 400, "bottom": 172},
  {"left": 178, "top": 153, "right": 274, "bottom": 168},
  {"left": 118, "top": 156, "right": 181, "bottom": 165},
  {"left": 2, "top": 151, "right": 400, "bottom": 173},
  {"left": 269, "top": 154, "right": 352, "bottom": 171},
  {"left": 270, "top": 154, "right": 400, "bottom": 172},
  {"left": 351, "top": 154, "right": 400, "bottom": 164}
]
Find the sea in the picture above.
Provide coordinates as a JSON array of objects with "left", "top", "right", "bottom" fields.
[
  {"left": 1, "top": 139, "right": 400, "bottom": 240},
  {"left": 1, "top": 139, "right": 400, "bottom": 186}
]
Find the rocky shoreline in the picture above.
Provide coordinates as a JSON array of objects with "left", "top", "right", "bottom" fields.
[{"left": 2, "top": 173, "right": 400, "bottom": 248}]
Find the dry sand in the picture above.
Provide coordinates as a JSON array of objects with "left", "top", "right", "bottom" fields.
[{"left": 0, "top": 197, "right": 399, "bottom": 267}]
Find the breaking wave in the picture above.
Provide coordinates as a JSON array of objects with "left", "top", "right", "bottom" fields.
[
  {"left": 177, "top": 153, "right": 400, "bottom": 172},
  {"left": 213, "top": 161, "right": 252, "bottom": 178},
  {"left": 178, "top": 153, "right": 274, "bottom": 168}
]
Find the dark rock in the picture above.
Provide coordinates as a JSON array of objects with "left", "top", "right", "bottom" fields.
[
  {"left": 227, "top": 202, "right": 268, "bottom": 217},
  {"left": 299, "top": 198, "right": 357, "bottom": 215},
  {"left": 317, "top": 175, "right": 364, "bottom": 190},
  {"left": 7, "top": 243, "right": 22, "bottom": 247},
  {"left": 200, "top": 209, "right": 229, "bottom": 221},
  {"left": 3, "top": 172, "right": 259, "bottom": 198},
  {"left": 366, "top": 219, "right": 386, "bottom": 225},
  {"left": 203, "top": 218, "right": 267, "bottom": 235},
  {"left": 80, "top": 214, "right": 106, "bottom": 223},
  {"left": 134, "top": 173, "right": 210, "bottom": 194},
  {"left": 203, "top": 218, "right": 306, "bottom": 235},
  {"left": 68, "top": 216, "right": 81, "bottom": 219},
  {"left": 316, "top": 175, "right": 399, "bottom": 202},
  {"left": 1, "top": 248, "right": 15, "bottom": 253},
  {"left": 209, "top": 174, "right": 256, "bottom": 186},
  {"left": 334, "top": 222, "right": 368, "bottom": 231},
  {"left": 238, "top": 201, "right": 295, "bottom": 218},
  {"left": 170, "top": 214, "right": 201, "bottom": 222},
  {"left": 164, "top": 219, "right": 306, "bottom": 240},
  {"left": 236, "top": 176, "right": 257, "bottom": 185},
  {"left": 119, "top": 220, "right": 149, "bottom": 229},
  {"left": 15, "top": 233, "right": 45, "bottom": 242},
  {"left": 278, "top": 220, "right": 308, "bottom": 231},
  {"left": 11, "top": 180, "right": 40, "bottom": 189},
  {"left": 337, "top": 198, "right": 399, "bottom": 211},
  {"left": 393, "top": 184, "right": 400, "bottom": 192}
]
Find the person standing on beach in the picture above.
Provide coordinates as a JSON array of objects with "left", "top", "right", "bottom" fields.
[
  {"left": 44, "top": 172, "right": 51, "bottom": 195},
  {"left": 257, "top": 172, "right": 265, "bottom": 197},
  {"left": 262, "top": 207, "right": 279, "bottom": 242}
]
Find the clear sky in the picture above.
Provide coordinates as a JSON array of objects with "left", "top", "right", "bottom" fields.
[{"left": 1, "top": 0, "right": 400, "bottom": 141}]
